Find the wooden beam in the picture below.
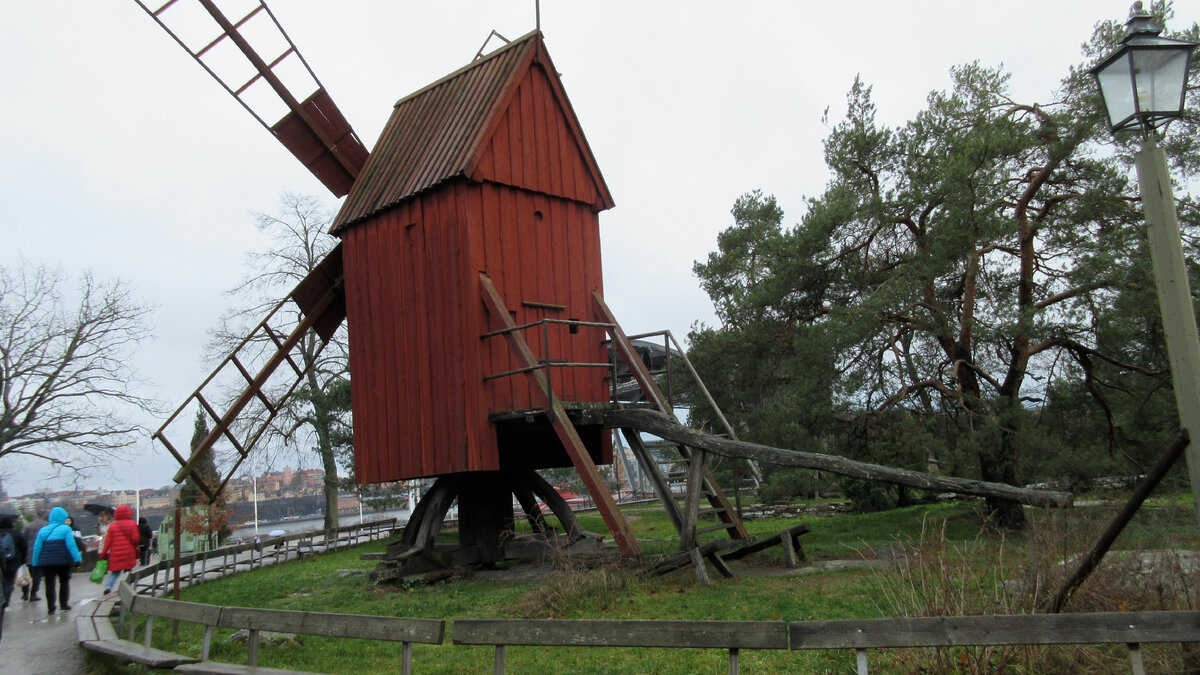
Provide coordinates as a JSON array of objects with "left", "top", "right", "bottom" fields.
[
  {"left": 480, "top": 274, "right": 640, "bottom": 557},
  {"left": 603, "top": 408, "right": 1074, "bottom": 509}
]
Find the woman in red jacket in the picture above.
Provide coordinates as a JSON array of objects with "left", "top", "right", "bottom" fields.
[{"left": 100, "top": 504, "right": 140, "bottom": 593}]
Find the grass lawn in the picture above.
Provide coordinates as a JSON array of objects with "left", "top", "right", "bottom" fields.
[{"left": 89, "top": 495, "right": 1200, "bottom": 674}]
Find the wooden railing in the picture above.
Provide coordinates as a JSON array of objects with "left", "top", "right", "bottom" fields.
[
  {"left": 455, "top": 614, "right": 1200, "bottom": 674},
  {"left": 125, "top": 518, "right": 397, "bottom": 595},
  {"left": 84, "top": 519, "right": 1200, "bottom": 675}
]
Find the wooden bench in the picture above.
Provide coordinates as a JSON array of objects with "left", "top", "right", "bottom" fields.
[
  {"left": 453, "top": 619, "right": 789, "bottom": 674},
  {"left": 76, "top": 589, "right": 200, "bottom": 669},
  {"left": 111, "top": 584, "right": 444, "bottom": 675}
]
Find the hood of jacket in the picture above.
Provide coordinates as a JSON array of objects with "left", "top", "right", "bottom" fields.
[
  {"left": 115, "top": 504, "right": 133, "bottom": 520},
  {"left": 48, "top": 506, "right": 69, "bottom": 526}
]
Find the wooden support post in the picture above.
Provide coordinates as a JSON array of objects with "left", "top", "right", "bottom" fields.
[
  {"left": 621, "top": 428, "right": 683, "bottom": 533},
  {"left": 248, "top": 629, "right": 260, "bottom": 666},
  {"left": 728, "top": 647, "right": 739, "bottom": 675},
  {"left": 681, "top": 448, "right": 707, "bottom": 551},
  {"left": 780, "top": 534, "right": 800, "bottom": 568},
  {"left": 494, "top": 644, "right": 506, "bottom": 675},
  {"left": 689, "top": 547, "right": 711, "bottom": 586},
  {"left": 856, "top": 649, "right": 869, "bottom": 675},
  {"left": 1128, "top": 643, "right": 1146, "bottom": 675},
  {"left": 480, "top": 274, "right": 640, "bottom": 557}
]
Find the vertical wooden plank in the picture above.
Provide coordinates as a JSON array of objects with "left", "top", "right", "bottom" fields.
[
  {"left": 519, "top": 74, "right": 538, "bottom": 197},
  {"left": 355, "top": 222, "right": 382, "bottom": 481},
  {"left": 728, "top": 648, "right": 739, "bottom": 675},
  {"left": 558, "top": 85, "right": 586, "bottom": 204},
  {"left": 503, "top": 187, "right": 532, "bottom": 410},
  {"left": 341, "top": 230, "right": 368, "bottom": 483},
  {"left": 546, "top": 197, "right": 573, "bottom": 397},
  {"left": 532, "top": 193, "right": 558, "bottom": 397},
  {"left": 563, "top": 204, "right": 583, "bottom": 393},
  {"left": 492, "top": 108, "right": 512, "bottom": 185},
  {"left": 530, "top": 68, "right": 551, "bottom": 194},
  {"left": 402, "top": 641, "right": 413, "bottom": 675},
  {"left": 537, "top": 67, "right": 564, "bottom": 198},
  {"left": 578, "top": 208, "right": 604, "bottom": 398},
  {"left": 509, "top": 78, "right": 526, "bottom": 188},
  {"left": 459, "top": 183, "right": 484, "bottom": 472},
  {"left": 379, "top": 210, "right": 406, "bottom": 481},
  {"left": 412, "top": 199, "right": 437, "bottom": 475},
  {"left": 360, "top": 224, "right": 391, "bottom": 483},
  {"left": 482, "top": 184, "right": 513, "bottom": 411},
  {"left": 248, "top": 629, "right": 260, "bottom": 666},
  {"left": 424, "top": 192, "right": 449, "bottom": 472}
]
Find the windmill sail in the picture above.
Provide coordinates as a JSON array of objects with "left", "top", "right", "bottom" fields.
[
  {"left": 133, "top": 0, "right": 368, "bottom": 195},
  {"left": 136, "top": 0, "right": 362, "bottom": 497}
]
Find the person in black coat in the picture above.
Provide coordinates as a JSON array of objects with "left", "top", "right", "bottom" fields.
[
  {"left": 1, "top": 515, "right": 29, "bottom": 613},
  {"left": 137, "top": 517, "right": 154, "bottom": 566}
]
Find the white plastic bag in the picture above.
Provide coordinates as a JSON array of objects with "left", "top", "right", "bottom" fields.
[{"left": 14, "top": 564, "right": 31, "bottom": 587}]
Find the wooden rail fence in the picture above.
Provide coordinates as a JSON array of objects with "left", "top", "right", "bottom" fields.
[{"left": 76, "top": 517, "right": 1200, "bottom": 674}]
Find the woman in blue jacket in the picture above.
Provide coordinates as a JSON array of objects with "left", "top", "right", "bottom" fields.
[{"left": 32, "top": 507, "right": 82, "bottom": 614}]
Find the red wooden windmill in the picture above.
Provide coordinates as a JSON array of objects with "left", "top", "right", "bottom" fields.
[{"left": 142, "top": 1, "right": 752, "bottom": 573}]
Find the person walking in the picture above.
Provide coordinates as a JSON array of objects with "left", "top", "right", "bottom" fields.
[
  {"left": 137, "top": 517, "right": 154, "bottom": 566},
  {"left": 1, "top": 515, "right": 28, "bottom": 610},
  {"left": 0, "top": 515, "right": 28, "bottom": 642},
  {"left": 99, "top": 505, "right": 139, "bottom": 594},
  {"left": 31, "top": 507, "right": 82, "bottom": 614},
  {"left": 20, "top": 510, "right": 46, "bottom": 602}
]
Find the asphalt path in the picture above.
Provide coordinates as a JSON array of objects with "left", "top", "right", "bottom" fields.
[{"left": 1, "top": 570, "right": 108, "bottom": 675}]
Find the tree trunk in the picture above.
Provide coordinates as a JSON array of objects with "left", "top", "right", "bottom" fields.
[
  {"left": 980, "top": 433, "right": 1027, "bottom": 530},
  {"left": 304, "top": 338, "right": 341, "bottom": 533}
]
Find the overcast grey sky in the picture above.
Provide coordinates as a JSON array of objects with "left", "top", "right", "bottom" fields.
[{"left": 2, "top": 1, "right": 1195, "bottom": 497}]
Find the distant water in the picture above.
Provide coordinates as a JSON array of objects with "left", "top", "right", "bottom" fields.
[{"left": 230, "top": 505, "right": 414, "bottom": 541}]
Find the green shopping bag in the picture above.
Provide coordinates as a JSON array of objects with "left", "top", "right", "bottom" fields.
[{"left": 90, "top": 558, "right": 108, "bottom": 584}]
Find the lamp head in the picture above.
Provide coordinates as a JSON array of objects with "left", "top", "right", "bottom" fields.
[{"left": 1090, "top": 2, "right": 1196, "bottom": 136}]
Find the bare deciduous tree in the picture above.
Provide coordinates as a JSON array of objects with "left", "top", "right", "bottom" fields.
[
  {"left": 0, "top": 263, "right": 154, "bottom": 480},
  {"left": 209, "top": 192, "right": 349, "bottom": 531}
]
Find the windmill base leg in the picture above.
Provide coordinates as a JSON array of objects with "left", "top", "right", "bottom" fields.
[{"left": 376, "top": 470, "right": 605, "bottom": 582}]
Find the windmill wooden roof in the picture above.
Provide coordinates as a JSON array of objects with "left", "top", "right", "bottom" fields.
[{"left": 331, "top": 31, "right": 613, "bottom": 233}]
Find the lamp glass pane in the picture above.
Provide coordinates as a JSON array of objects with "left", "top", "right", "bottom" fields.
[
  {"left": 1131, "top": 48, "right": 1189, "bottom": 112},
  {"left": 1096, "top": 53, "right": 1136, "bottom": 127}
]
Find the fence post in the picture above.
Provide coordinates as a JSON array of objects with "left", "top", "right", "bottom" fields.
[
  {"left": 1128, "top": 643, "right": 1146, "bottom": 675},
  {"left": 494, "top": 644, "right": 506, "bottom": 675},
  {"left": 856, "top": 649, "right": 869, "bottom": 675}
]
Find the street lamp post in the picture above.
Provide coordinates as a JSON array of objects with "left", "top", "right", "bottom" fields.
[{"left": 1091, "top": 3, "right": 1199, "bottom": 519}]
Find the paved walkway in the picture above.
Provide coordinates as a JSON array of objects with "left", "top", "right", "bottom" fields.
[{"left": 1, "top": 571, "right": 108, "bottom": 675}]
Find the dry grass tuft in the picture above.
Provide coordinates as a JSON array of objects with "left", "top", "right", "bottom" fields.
[{"left": 864, "top": 510, "right": 1200, "bottom": 674}]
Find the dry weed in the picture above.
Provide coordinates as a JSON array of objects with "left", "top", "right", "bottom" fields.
[{"left": 863, "top": 510, "right": 1200, "bottom": 674}]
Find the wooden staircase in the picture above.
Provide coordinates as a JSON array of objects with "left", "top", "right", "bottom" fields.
[{"left": 592, "top": 293, "right": 753, "bottom": 582}]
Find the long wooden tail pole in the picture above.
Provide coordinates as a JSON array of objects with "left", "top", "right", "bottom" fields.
[{"left": 479, "top": 274, "right": 641, "bottom": 557}]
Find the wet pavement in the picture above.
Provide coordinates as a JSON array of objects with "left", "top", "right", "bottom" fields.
[{"left": 1, "top": 570, "right": 109, "bottom": 675}]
